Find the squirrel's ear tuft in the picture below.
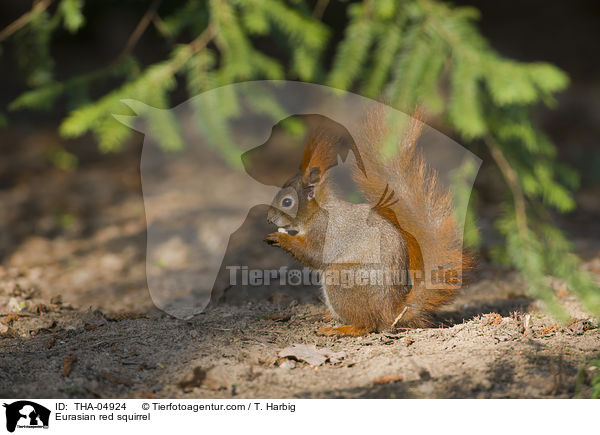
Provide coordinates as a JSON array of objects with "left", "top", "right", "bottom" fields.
[
  {"left": 300, "top": 130, "right": 338, "bottom": 173},
  {"left": 303, "top": 167, "right": 321, "bottom": 186}
]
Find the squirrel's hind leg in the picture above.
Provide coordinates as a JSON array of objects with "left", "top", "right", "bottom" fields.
[{"left": 317, "top": 325, "right": 372, "bottom": 337}]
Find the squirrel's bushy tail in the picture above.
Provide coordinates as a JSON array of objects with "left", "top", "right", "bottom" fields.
[{"left": 354, "top": 109, "right": 470, "bottom": 326}]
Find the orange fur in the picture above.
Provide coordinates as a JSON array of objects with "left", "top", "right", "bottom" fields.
[
  {"left": 353, "top": 108, "right": 471, "bottom": 325},
  {"left": 317, "top": 325, "right": 372, "bottom": 337},
  {"left": 266, "top": 109, "right": 471, "bottom": 333}
]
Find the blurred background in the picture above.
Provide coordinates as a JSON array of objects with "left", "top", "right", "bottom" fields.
[{"left": 0, "top": 0, "right": 599, "bottom": 318}]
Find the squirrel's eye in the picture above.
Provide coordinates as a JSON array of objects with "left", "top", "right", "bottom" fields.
[{"left": 281, "top": 197, "right": 293, "bottom": 207}]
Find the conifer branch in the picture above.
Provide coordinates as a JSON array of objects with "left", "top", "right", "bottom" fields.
[
  {"left": 312, "top": 0, "right": 329, "bottom": 19},
  {"left": 486, "top": 135, "right": 529, "bottom": 242},
  {"left": 189, "top": 24, "right": 217, "bottom": 55},
  {"left": 0, "top": 0, "right": 55, "bottom": 43},
  {"left": 118, "top": 0, "right": 162, "bottom": 61}
]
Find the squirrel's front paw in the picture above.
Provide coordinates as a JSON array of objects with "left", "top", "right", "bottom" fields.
[{"left": 264, "top": 232, "right": 283, "bottom": 247}]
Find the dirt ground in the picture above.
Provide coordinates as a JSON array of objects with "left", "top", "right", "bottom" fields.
[{"left": 1, "top": 126, "right": 599, "bottom": 399}]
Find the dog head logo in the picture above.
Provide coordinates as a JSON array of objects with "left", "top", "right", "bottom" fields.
[
  {"left": 115, "top": 81, "right": 481, "bottom": 318},
  {"left": 3, "top": 401, "right": 50, "bottom": 432}
]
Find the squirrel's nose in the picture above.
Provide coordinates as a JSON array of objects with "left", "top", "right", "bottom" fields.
[
  {"left": 266, "top": 206, "right": 277, "bottom": 224},
  {"left": 267, "top": 206, "right": 289, "bottom": 227}
]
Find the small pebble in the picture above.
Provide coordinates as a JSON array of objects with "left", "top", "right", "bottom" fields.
[{"left": 279, "top": 360, "right": 296, "bottom": 369}]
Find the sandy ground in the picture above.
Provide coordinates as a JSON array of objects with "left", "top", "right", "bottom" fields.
[{"left": 1, "top": 127, "right": 599, "bottom": 398}]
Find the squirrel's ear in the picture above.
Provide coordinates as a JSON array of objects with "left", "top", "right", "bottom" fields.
[
  {"left": 303, "top": 167, "right": 321, "bottom": 200},
  {"left": 303, "top": 167, "right": 321, "bottom": 186},
  {"left": 300, "top": 130, "right": 338, "bottom": 173}
]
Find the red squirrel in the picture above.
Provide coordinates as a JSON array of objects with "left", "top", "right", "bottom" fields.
[{"left": 264, "top": 110, "right": 470, "bottom": 336}]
